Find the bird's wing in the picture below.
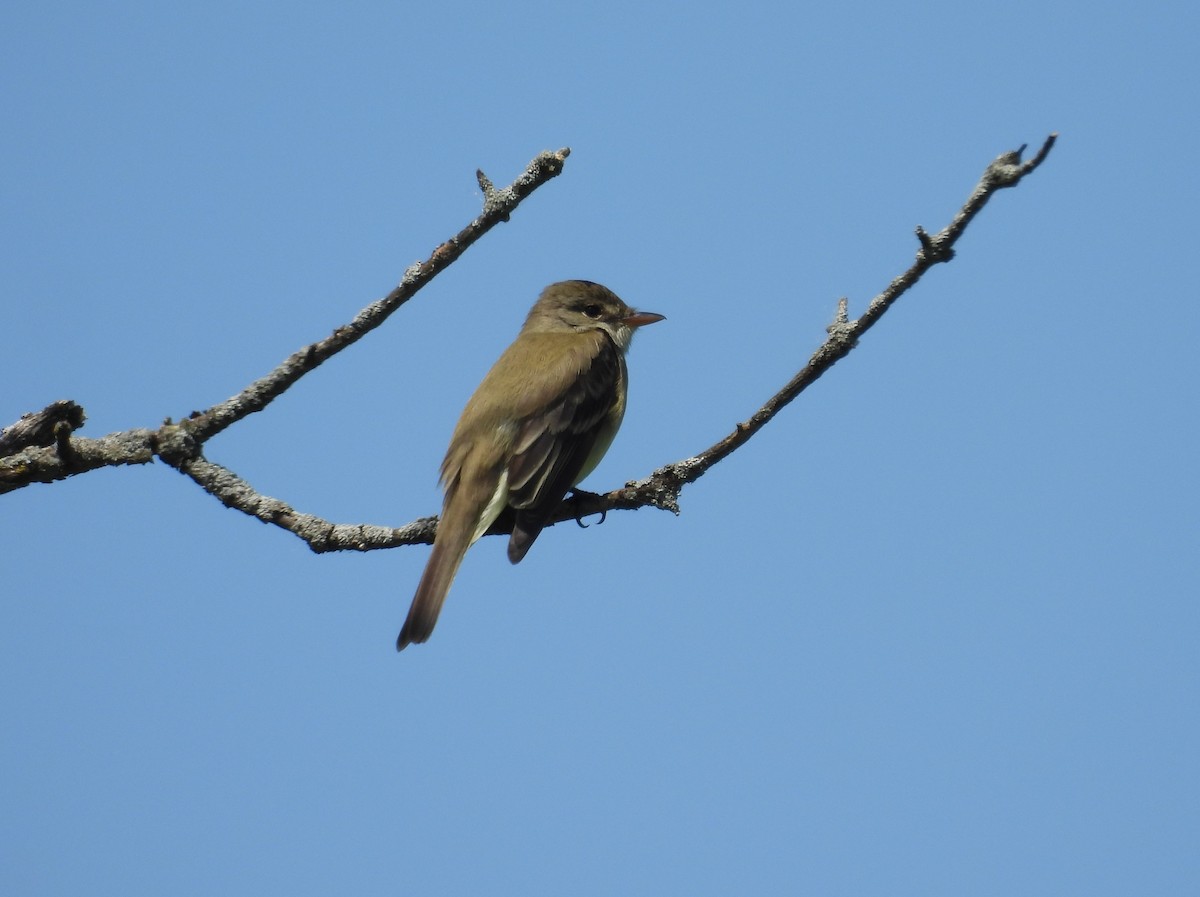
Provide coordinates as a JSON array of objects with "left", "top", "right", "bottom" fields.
[{"left": 504, "top": 334, "right": 624, "bottom": 563}]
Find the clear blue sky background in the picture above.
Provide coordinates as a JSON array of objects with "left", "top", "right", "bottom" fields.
[{"left": 3, "top": 2, "right": 1196, "bottom": 895}]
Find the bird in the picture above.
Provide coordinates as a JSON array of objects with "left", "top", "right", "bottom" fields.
[{"left": 397, "top": 280, "right": 665, "bottom": 650}]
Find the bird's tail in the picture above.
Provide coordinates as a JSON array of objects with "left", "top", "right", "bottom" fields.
[
  {"left": 396, "top": 532, "right": 469, "bottom": 650},
  {"left": 397, "top": 465, "right": 507, "bottom": 651}
]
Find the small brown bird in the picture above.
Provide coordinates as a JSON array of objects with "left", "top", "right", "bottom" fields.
[{"left": 397, "top": 281, "right": 665, "bottom": 650}]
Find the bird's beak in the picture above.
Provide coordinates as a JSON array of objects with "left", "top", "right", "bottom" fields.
[{"left": 623, "top": 310, "right": 666, "bottom": 328}]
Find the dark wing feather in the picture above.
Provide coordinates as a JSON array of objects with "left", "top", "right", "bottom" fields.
[{"left": 505, "top": 335, "right": 623, "bottom": 563}]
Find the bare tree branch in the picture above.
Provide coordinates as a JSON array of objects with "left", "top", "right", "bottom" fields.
[
  {"left": 196, "top": 134, "right": 1059, "bottom": 546},
  {"left": 178, "top": 455, "right": 436, "bottom": 551},
  {"left": 185, "top": 149, "right": 573, "bottom": 443},
  {"left": 0, "top": 427, "right": 157, "bottom": 492},
  {"left": 2, "top": 136, "right": 1057, "bottom": 556},
  {"left": 1, "top": 148, "right": 572, "bottom": 496},
  {"left": 554, "top": 134, "right": 1060, "bottom": 526}
]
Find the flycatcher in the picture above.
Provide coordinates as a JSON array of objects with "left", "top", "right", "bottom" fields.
[{"left": 397, "top": 280, "right": 665, "bottom": 650}]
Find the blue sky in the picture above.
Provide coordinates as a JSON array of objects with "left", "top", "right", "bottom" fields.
[{"left": 3, "top": 2, "right": 1197, "bottom": 895}]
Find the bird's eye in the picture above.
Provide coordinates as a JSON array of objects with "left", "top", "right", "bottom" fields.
[{"left": 582, "top": 303, "right": 603, "bottom": 319}]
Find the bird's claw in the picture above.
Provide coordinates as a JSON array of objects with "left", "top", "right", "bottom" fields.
[
  {"left": 575, "top": 508, "right": 607, "bottom": 529},
  {"left": 570, "top": 488, "right": 607, "bottom": 528}
]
